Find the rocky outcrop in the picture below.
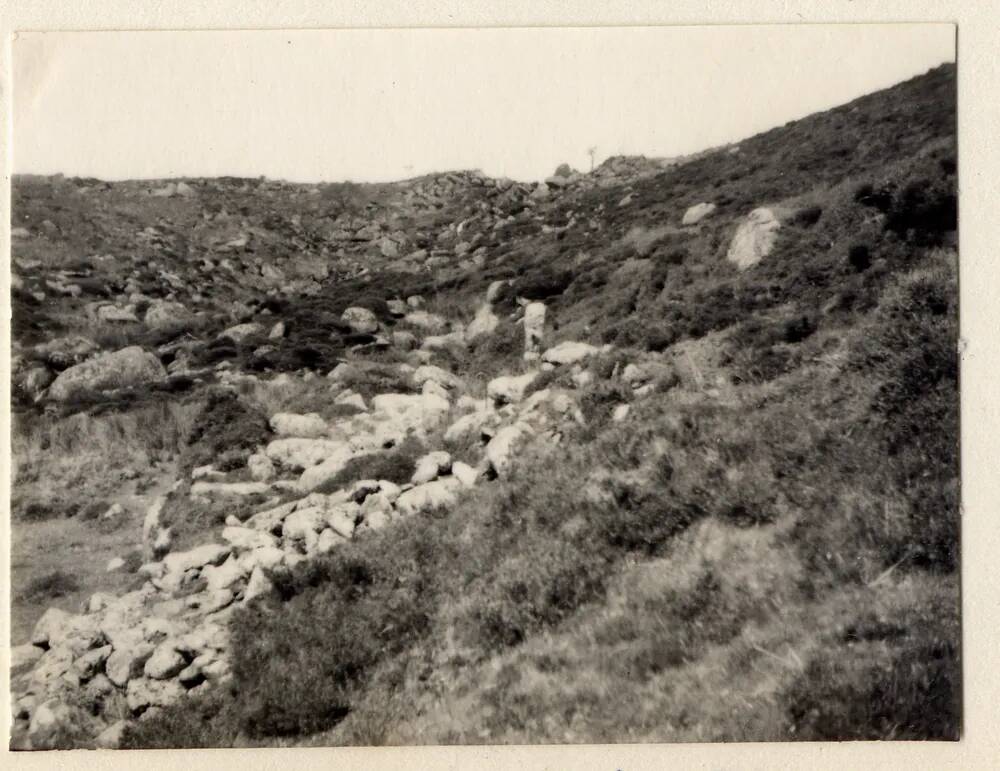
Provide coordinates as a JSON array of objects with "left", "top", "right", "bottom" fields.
[
  {"left": 726, "top": 207, "right": 781, "bottom": 270},
  {"left": 48, "top": 346, "right": 167, "bottom": 402}
]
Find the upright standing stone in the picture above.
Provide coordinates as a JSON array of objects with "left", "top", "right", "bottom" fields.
[{"left": 523, "top": 302, "right": 547, "bottom": 361}]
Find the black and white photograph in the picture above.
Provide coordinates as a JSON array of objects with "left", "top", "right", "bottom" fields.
[{"left": 6, "top": 22, "right": 963, "bottom": 754}]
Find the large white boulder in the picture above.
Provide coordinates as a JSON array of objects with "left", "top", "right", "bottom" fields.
[
  {"left": 48, "top": 346, "right": 166, "bottom": 402},
  {"left": 144, "top": 642, "right": 186, "bottom": 680},
  {"left": 394, "top": 477, "right": 462, "bottom": 517},
  {"left": 106, "top": 644, "right": 155, "bottom": 687},
  {"left": 126, "top": 677, "right": 184, "bottom": 714},
  {"left": 411, "top": 451, "right": 452, "bottom": 484},
  {"left": 726, "top": 207, "right": 781, "bottom": 270},
  {"left": 542, "top": 341, "right": 599, "bottom": 366},
  {"left": 487, "top": 372, "right": 538, "bottom": 406},
  {"left": 269, "top": 412, "right": 328, "bottom": 438},
  {"left": 444, "top": 409, "right": 495, "bottom": 443},
  {"left": 486, "top": 423, "right": 534, "bottom": 477}
]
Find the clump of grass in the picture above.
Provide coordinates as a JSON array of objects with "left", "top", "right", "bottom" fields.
[
  {"left": 24, "top": 569, "right": 80, "bottom": 602},
  {"left": 313, "top": 436, "right": 425, "bottom": 493},
  {"left": 184, "top": 388, "right": 271, "bottom": 472},
  {"left": 782, "top": 581, "right": 960, "bottom": 740}
]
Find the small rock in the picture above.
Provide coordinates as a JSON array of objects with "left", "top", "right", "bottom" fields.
[
  {"left": 95, "top": 720, "right": 128, "bottom": 749},
  {"left": 144, "top": 642, "right": 186, "bottom": 680},
  {"left": 487, "top": 372, "right": 538, "bottom": 406},
  {"left": 270, "top": 412, "right": 328, "bottom": 438},
  {"left": 106, "top": 644, "right": 155, "bottom": 687},
  {"left": 411, "top": 450, "right": 452, "bottom": 484},
  {"left": 247, "top": 452, "right": 276, "bottom": 482},
  {"left": 342, "top": 306, "right": 379, "bottom": 334},
  {"left": 451, "top": 461, "right": 479, "bottom": 488},
  {"left": 681, "top": 202, "right": 717, "bottom": 226}
]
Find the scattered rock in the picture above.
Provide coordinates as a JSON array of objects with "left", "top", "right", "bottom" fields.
[
  {"left": 219, "top": 322, "right": 263, "bottom": 342},
  {"left": 162, "top": 543, "right": 231, "bottom": 575},
  {"left": 404, "top": 310, "right": 448, "bottom": 333},
  {"left": 486, "top": 423, "right": 533, "bottom": 477},
  {"left": 682, "top": 202, "right": 717, "bottom": 226},
  {"left": 542, "top": 341, "right": 598, "bottom": 366},
  {"left": 270, "top": 412, "right": 328, "bottom": 438},
  {"left": 48, "top": 346, "right": 167, "bottom": 402},
  {"left": 395, "top": 477, "right": 462, "bottom": 517},
  {"left": 467, "top": 303, "right": 499, "bottom": 339},
  {"left": 411, "top": 450, "right": 452, "bottom": 484},
  {"left": 247, "top": 452, "right": 276, "bottom": 481},
  {"left": 487, "top": 372, "right": 538, "bottom": 406},
  {"left": 342, "top": 307, "right": 379, "bottom": 334},
  {"left": 451, "top": 461, "right": 480, "bottom": 487},
  {"left": 144, "top": 301, "right": 189, "bottom": 328}
]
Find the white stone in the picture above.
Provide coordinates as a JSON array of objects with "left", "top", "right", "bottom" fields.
[
  {"left": 542, "top": 341, "right": 599, "bottom": 366},
  {"left": 412, "top": 364, "right": 462, "bottom": 390},
  {"left": 106, "top": 644, "right": 155, "bottom": 687},
  {"left": 486, "top": 423, "right": 533, "bottom": 477},
  {"left": 162, "top": 543, "right": 230, "bottom": 575},
  {"left": 487, "top": 372, "right": 538, "bottom": 406},
  {"left": 190, "top": 480, "right": 269, "bottom": 498},
  {"left": 247, "top": 452, "right": 276, "bottom": 481},
  {"left": 404, "top": 310, "right": 448, "bottom": 333},
  {"left": 726, "top": 207, "right": 781, "bottom": 270},
  {"left": 466, "top": 303, "right": 499, "bottom": 339},
  {"left": 394, "top": 477, "right": 462, "bottom": 517},
  {"left": 451, "top": 461, "right": 480, "bottom": 488},
  {"left": 222, "top": 526, "right": 278, "bottom": 552},
  {"left": 523, "top": 302, "right": 546, "bottom": 359},
  {"left": 202, "top": 556, "right": 249, "bottom": 592},
  {"left": 219, "top": 322, "right": 263, "bottom": 342},
  {"left": 144, "top": 642, "right": 186, "bottom": 680},
  {"left": 682, "top": 202, "right": 717, "bottom": 226},
  {"left": 342, "top": 307, "right": 379, "bottom": 334},
  {"left": 47, "top": 345, "right": 168, "bottom": 402},
  {"left": 411, "top": 450, "right": 452, "bottom": 484},
  {"left": 269, "top": 412, "right": 328, "bottom": 438}
]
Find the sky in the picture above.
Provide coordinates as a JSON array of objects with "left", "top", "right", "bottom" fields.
[{"left": 12, "top": 25, "right": 955, "bottom": 183}]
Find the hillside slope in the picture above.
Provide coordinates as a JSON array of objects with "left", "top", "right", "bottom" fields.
[{"left": 9, "top": 63, "right": 958, "bottom": 748}]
